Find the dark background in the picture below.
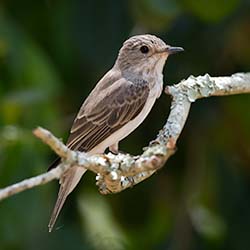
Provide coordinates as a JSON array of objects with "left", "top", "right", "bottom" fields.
[{"left": 0, "top": 1, "right": 250, "bottom": 249}]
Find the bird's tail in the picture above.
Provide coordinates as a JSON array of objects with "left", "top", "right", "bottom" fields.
[
  {"left": 48, "top": 157, "right": 61, "bottom": 171},
  {"left": 48, "top": 167, "right": 86, "bottom": 232}
]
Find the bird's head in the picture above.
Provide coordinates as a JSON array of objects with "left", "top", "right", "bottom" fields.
[{"left": 115, "top": 34, "right": 184, "bottom": 76}]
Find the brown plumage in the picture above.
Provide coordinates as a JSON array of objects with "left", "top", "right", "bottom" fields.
[{"left": 67, "top": 77, "right": 150, "bottom": 151}]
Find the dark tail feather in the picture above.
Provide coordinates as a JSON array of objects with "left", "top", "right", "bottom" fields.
[
  {"left": 48, "top": 157, "right": 61, "bottom": 171},
  {"left": 48, "top": 168, "right": 77, "bottom": 232},
  {"left": 48, "top": 183, "right": 69, "bottom": 232}
]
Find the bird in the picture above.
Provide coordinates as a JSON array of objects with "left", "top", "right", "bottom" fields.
[{"left": 48, "top": 34, "right": 184, "bottom": 232}]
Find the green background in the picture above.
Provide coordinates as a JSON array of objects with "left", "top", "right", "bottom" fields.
[{"left": 0, "top": 0, "right": 250, "bottom": 249}]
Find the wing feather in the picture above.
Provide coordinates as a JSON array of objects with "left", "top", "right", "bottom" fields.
[{"left": 66, "top": 76, "right": 150, "bottom": 152}]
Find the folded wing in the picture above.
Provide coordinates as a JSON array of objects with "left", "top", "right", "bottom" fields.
[{"left": 67, "top": 77, "right": 150, "bottom": 152}]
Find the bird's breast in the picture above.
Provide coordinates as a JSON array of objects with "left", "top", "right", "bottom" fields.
[{"left": 148, "top": 73, "right": 163, "bottom": 99}]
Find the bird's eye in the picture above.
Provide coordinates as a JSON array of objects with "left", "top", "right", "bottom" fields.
[{"left": 140, "top": 45, "right": 149, "bottom": 54}]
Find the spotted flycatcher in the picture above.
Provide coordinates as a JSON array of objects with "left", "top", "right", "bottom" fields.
[{"left": 48, "top": 34, "right": 184, "bottom": 232}]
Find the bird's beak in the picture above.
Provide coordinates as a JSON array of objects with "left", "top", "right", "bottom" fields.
[{"left": 165, "top": 46, "right": 184, "bottom": 55}]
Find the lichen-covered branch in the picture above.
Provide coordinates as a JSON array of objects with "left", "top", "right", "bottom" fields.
[
  {"left": 0, "top": 72, "right": 249, "bottom": 200},
  {"left": 0, "top": 164, "right": 67, "bottom": 200},
  {"left": 157, "top": 72, "right": 250, "bottom": 143}
]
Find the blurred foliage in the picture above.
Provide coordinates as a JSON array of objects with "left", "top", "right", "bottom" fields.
[
  {"left": 182, "top": 0, "right": 240, "bottom": 22},
  {"left": 0, "top": 0, "right": 250, "bottom": 250}
]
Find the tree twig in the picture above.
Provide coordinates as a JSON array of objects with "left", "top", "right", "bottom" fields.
[{"left": 0, "top": 72, "right": 249, "bottom": 200}]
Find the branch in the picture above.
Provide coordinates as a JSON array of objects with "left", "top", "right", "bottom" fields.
[{"left": 0, "top": 72, "right": 249, "bottom": 200}]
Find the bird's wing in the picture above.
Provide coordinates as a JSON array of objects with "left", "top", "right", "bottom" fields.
[{"left": 66, "top": 77, "right": 150, "bottom": 152}]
